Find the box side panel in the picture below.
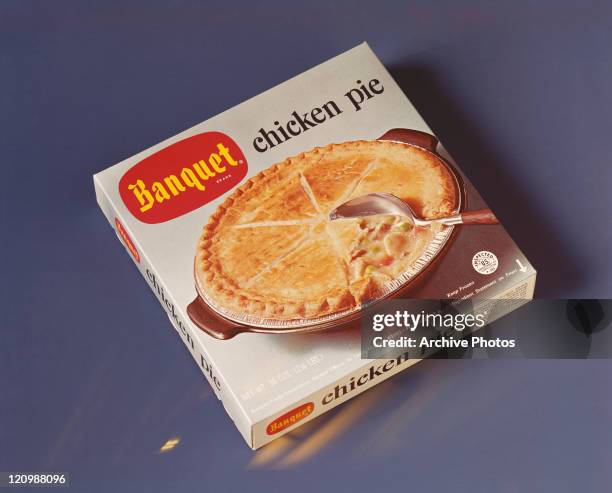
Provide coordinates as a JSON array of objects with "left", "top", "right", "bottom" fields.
[
  {"left": 252, "top": 273, "right": 536, "bottom": 449},
  {"left": 252, "top": 356, "right": 421, "bottom": 449}
]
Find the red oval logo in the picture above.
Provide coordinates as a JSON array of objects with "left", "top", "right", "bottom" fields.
[
  {"left": 115, "top": 217, "right": 140, "bottom": 263},
  {"left": 119, "top": 132, "right": 248, "bottom": 224},
  {"left": 266, "top": 402, "right": 314, "bottom": 435}
]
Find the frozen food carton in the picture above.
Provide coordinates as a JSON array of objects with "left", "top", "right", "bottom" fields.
[{"left": 94, "top": 43, "right": 536, "bottom": 448}]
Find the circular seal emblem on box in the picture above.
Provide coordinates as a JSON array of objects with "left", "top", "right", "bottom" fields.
[{"left": 472, "top": 250, "right": 498, "bottom": 275}]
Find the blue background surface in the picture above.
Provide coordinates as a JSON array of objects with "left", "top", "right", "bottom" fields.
[{"left": 1, "top": 1, "right": 611, "bottom": 491}]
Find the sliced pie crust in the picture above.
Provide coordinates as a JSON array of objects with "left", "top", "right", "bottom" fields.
[
  {"left": 195, "top": 139, "right": 458, "bottom": 321},
  {"left": 197, "top": 224, "right": 310, "bottom": 289},
  {"left": 238, "top": 229, "right": 354, "bottom": 318}
]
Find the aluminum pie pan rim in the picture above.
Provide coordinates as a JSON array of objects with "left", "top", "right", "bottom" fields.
[{"left": 195, "top": 225, "right": 455, "bottom": 330}]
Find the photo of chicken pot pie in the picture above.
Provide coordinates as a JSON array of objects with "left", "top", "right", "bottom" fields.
[{"left": 195, "top": 139, "right": 459, "bottom": 321}]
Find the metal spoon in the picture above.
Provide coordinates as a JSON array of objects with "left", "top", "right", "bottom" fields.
[{"left": 329, "top": 192, "right": 498, "bottom": 226}]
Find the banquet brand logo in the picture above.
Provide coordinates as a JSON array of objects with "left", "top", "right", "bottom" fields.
[
  {"left": 119, "top": 132, "right": 247, "bottom": 224},
  {"left": 266, "top": 402, "right": 314, "bottom": 435},
  {"left": 115, "top": 218, "right": 140, "bottom": 263}
]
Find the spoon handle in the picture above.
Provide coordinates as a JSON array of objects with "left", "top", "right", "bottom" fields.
[{"left": 459, "top": 209, "right": 498, "bottom": 225}]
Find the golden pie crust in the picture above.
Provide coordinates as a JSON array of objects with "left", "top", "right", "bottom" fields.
[{"left": 195, "top": 140, "right": 458, "bottom": 320}]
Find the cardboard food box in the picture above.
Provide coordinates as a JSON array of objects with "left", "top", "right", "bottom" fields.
[{"left": 94, "top": 43, "right": 536, "bottom": 448}]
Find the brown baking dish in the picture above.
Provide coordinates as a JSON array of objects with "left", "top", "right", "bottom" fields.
[{"left": 187, "top": 128, "right": 466, "bottom": 339}]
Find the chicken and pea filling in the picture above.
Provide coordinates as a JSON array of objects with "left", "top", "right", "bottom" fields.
[{"left": 348, "top": 215, "right": 416, "bottom": 279}]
